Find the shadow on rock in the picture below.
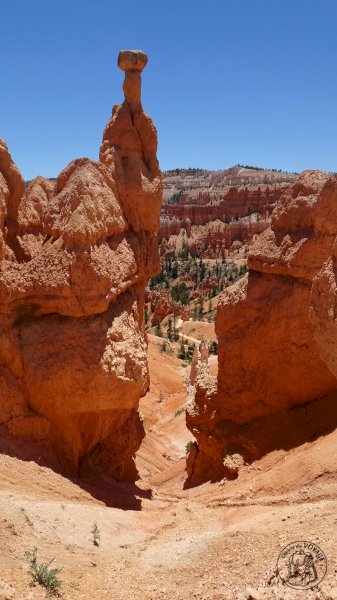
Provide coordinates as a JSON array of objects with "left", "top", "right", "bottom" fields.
[
  {"left": 0, "top": 424, "right": 152, "bottom": 510},
  {"left": 184, "top": 389, "right": 337, "bottom": 488}
]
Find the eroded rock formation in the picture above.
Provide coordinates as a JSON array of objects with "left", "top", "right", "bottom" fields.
[
  {"left": 145, "top": 288, "right": 189, "bottom": 327},
  {"left": 162, "top": 185, "right": 284, "bottom": 224},
  {"left": 0, "top": 50, "right": 162, "bottom": 479},
  {"left": 159, "top": 182, "right": 291, "bottom": 258},
  {"left": 186, "top": 170, "right": 337, "bottom": 484}
]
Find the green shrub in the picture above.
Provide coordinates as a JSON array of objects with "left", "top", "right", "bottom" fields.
[
  {"left": 160, "top": 340, "right": 170, "bottom": 354},
  {"left": 155, "top": 320, "right": 163, "bottom": 337},
  {"left": 25, "top": 547, "right": 62, "bottom": 597},
  {"left": 177, "top": 338, "right": 186, "bottom": 360},
  {"left": 210, "top": 340, "right": 218, "bottom": 355},
  {"left": 185, "top": 441, "right": 194, "bottom": 454},
  {"left": 174, "top": 407, "right": 185, "bottom": 417},
  {"left": 91, "top": 522, "right": 100, "bottom": 547},
  {"left": 171, "top": 282, "right": 189, "bottom": 305}
]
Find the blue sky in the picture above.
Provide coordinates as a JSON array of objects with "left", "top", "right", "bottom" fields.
[{"left": 1, "top": 0, "right": 337, "bottom": 179}]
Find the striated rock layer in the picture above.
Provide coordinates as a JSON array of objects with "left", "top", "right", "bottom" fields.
[
  {"left": 186, "top": 170, "right": 337, "bottom": 484},
  {"left": 162, "top": 185, "right": 284, "bottom": 224},
  {"left": 159, "top": 184, "right": 290, "bottom": 258},
  {"left": 0, "top": 50, "right": 162, "bottom": 479},
  {"left": 159, "top": 215, "right": 270, "bottom": 253}
]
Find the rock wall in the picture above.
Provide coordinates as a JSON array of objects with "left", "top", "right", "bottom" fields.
[
  {"left": 186, "top": 171, "right": 337, "bottom": 485},
  {"left": 187, "top": 219, "right": 270, "bottom": 258},
  {"left": 163, "top": 165, "right": 297, "bottom": 200},
  {"left": 158, "top": 216, "right": 182, "bottom": 239},
  {"left": 0, "top": 50, "right": 162, "bottom": 479},
  {"left": 162, "top": 185, "right": 284, "bottom": 225},
  {"left": 158, "top": 186, "right": 286, "bottom": 258},
  {"left": 159, "top": 217, "right": 270, "bottom": 260}
]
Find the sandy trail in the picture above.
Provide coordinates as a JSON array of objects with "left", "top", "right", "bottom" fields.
[{"left": 0, "top": 335, "right": 336, "bottom": 599}]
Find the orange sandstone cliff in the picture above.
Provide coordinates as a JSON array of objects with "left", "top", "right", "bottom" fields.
[
  {"left": 186, "top": 170, "right": 337, "bottom": 484},
  {"left": 0, "top": 50, "right": 162, "bottom": 479}
]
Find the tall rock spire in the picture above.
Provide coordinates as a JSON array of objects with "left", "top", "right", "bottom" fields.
[
  {"left": 118, "top": 49, "right": 148, "bottom": 113},
  {"left": 100, "top": 50, "right": 162, "bottom": 233}
]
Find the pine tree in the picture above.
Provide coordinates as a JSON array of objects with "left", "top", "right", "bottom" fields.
[
  {"left": 155, "top": 320, "right": 163, "bottom": 337},
  {"left": 167, "top": 318, "right": 173, "bottom": 341},
  {"left": 210, "top": 340, "right": 218, "bottom": 354},
  {"left": 198, "top": 297, "right": 204, "bottom": 320},
  {"left": 178, "top": 338, "right": 186, "bottom": 360}
]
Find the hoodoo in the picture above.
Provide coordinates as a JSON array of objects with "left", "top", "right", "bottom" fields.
[
  {"left": 0, "top": 51, "right": 162, "bottom": 479},
  {"left": 186, "top": 170, "right": 337, "bottom": 484}
]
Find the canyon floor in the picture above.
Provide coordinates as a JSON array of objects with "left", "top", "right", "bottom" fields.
[{"left": 1, "top": 333, "right": 337, "bottom": 600}]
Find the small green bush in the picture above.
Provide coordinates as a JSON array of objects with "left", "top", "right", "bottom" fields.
[
  {"left": 174, "top": 407, "right": 185, "bottom": 418},
  {"left": 25, "top": 547, "right": 62, "bottom": 597},
  {"left": 185, "top": 441, "right": 194, "bottom": 454},
  {"left": 91, "top": 522, "right": 100, "bottom": 547},
  {"left": 160, "top": 340, "right": 171, "bottom": 354}
]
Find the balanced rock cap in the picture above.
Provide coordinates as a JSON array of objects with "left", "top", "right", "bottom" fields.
[{"left": 118, "top": 50, "right": 148, "bottom": 72}]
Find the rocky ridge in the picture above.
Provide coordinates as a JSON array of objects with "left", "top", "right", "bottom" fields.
[{"left": 163, "top": 165, "right": 296, "bottom": 199}]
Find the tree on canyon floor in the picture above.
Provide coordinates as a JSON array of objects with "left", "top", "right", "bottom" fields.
[
  {"left": 155, "top": 320, "right": 163, "bottom": 337},
  {"left": 150, "top": 250, "right": 248, "bottom": 306}
]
